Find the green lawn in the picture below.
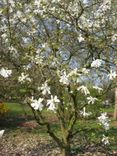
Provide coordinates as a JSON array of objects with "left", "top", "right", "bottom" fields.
[
  {"left": 6, "top": 102, "right": 32, "bottom": 116},
  {"left": 1, "top": 102, "right": 117, "bottom": 153}
]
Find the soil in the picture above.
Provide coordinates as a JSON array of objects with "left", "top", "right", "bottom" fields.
[{"left": 0, "top": 132, "right": 115, "bottom": 156}]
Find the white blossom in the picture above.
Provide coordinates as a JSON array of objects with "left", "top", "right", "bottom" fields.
[
  {"left": 77, "top": 34, "right": 85, "bottom": 42},
  {"left": 82, "top": 68, "right": 89, "bottom": 74},
  {"left": 108, "top": 70, "right": 117, "bottom": 80},
  {"left": 31, "top": 98, "right": 44, "bottom": 111},
  {"left": 8, "top": 46, "right": 19, "bottom": 58},
  {"left": 34, "top": 55, "right": 44, "bottom": 65},
  {"left": 77, "top": 85, "right": 90, "bottom": 95},
  {"left": 23, "top": 63, "right": 32, "bottom": 70},
  {"left": 111, "top": 34, "right": 117, "bottom": 42},
  {"left": 42, "top": 43, "right": 49, "bottom": 49},
  {"left": 83, "top": 0, "right": 88, "bottom": 5},
  {"left": 8, "top": 46, "right": 17, "bottom": 52},
  {"left": 18, "top": 72, "right": 31, "bottom": 83},
  {"left": 87, "top": 96, "right": 98, "bottom": 104},
  {"left": 102, "top": 135, "right": 110, "bottom": 145},
  {"left": 9, "top": 0, "right": 15, "bottom": 7},
  {"left": 68, "top": 68, "right": 78, "bottom": 77},
  {"left": 93, "top": 86, "right": 103, "bottom": 93},
  {"left": 36, "top": 49, "right": 41, "bottom": 54},
  {"left": 47, "top": 95, "right": 60, "bottom": 111},
  {"left": 0, "top": 130, "right": 5, "bottom": 138},
  {"left": 91, "top": 59, "right": 103, "bottom": 68},
  {"left": 98, "top": 113, "right": 110, "bottom": 130},
  {"left": 34, "top": 0, "right": 41, "bottom": 8},
  {"left": 68, "top": 68, "right": 81, "bottom": 83},
  {"left": 59, "top": 71, "right": 70, "bottom": 85},
  {"left": 15, "top": 11, "right": 22, "bottom": 18},
  {"left": 0, "top": 68, "right": 12, "bottom": 78},
  {"left": 39, "top": 81, "right": 51, "bottom": 95},
  {"left": 1, "top": 33, "right": 7, "bottom": 39},
  {"left": 52, "top": 0, "right": 61, "bottom": 3},
  {"left": 50, "top": 57, "right": 60, "bottom": 67},
  {"left": 95, "top": 0, "right": 111, "bottom": 17},
  {"left": 80, "top": 107, "right": 92, "bottom": 117}
]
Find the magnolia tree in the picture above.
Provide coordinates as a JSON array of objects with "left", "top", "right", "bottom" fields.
[{"left": 0, "top": 0, "right": 117, "bottom": 155}]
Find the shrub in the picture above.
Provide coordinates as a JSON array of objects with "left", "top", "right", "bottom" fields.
[{"left": 0, "top": 102, "right": 8, "bottom": 117}]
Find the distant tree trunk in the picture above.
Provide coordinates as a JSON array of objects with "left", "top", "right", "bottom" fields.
[
  {"left": 114, "top": 88, "right": 117, "bottom": 120},
  {"left": 114, "top": 67, "right": 117, "bottom": 120}
]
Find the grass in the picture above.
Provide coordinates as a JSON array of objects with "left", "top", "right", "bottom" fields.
[
  {"left": 3, "top": 102, "right": 116, "bottom": 131},
  {"left": 1, "top": 102, "right": 50, "bottom": 139},
  {"left": 1, "top": 102, "right": 117, "bottom": 153},
  {"left": 6, "top": 102, "right": 32, "bottom": 116},
  {"left": 101, "top": 106, "right": 114, "bottom": 113}
]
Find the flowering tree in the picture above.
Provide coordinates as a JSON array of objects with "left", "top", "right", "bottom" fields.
[{"left": 0, "top": 0, "right": 117, "bottom": 155}]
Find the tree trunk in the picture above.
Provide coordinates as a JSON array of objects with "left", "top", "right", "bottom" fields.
[
  {"left": 114, "top": 88, "right": 117, "bottom": 120},
  {"left": 61, "top": 144, "right": 71, "bottom": 156},
  {"left": 113, "top": 66, "right": 117, "bottom": 120}
]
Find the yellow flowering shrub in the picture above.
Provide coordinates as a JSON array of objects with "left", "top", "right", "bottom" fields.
[{"left": 0, "top": 102, "right": 8, "bottom": 117}]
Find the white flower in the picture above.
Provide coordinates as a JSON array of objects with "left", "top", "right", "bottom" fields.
[
  {"left": 77, "top": 34, "right": 84, "bottom": 42},
  {"left": 108, "top": 70, "right": 116, "bottom": 80},
  {"left": 52, "top": 0, "right": 60, "bottom": 3},
  {"left": 80, "top": 107, "right": 92, "bottom": 117},
  {"left": 59, "top": 71, "right": 70, "bottom": 85},
  {"left": 16, "top": 11, "right": 22, "bottom": 18},
  {"left": 9, "top": 0, "right": 15, "bottom": 7},
  {"left": 34, "top": 0, "right": 41, "bottom": 8},
  {"left": 23, "top": 63, "right": 32, "bottom": 70},
  {"left": 0, "top": 130, "right": 5, "bottom": 138},
  {"left": 68, "top": 69, "right": 81, "bottom": 83},
  {"left": 42, "top": 43, "right": 49, "bottom": 49},
  {"left": 102, "top": 135, "right": 109, "bottom": 145},
  {"left": 36, "top": 49, "right": 41, "bottom": 54},
  {"left": 8, "top": 46, "right": 19, "bottom": 58},
  {"left": 93, "top": 86, "right": 103, "bottom": 93},
  {"left": 34, "top": 55, "right": 43, "bottom": 65},
  {"left": 47, "top": 95, "right": 60, "bottom": 111},
  {"left": 83, "top": 0, "right": 88, "bottom": 5},
  {"left": 95, "top": 0, "right": 111, "bottom": 17},
  {"left": 0, "top": 68, "right": 12, "bottom": 78},
  {"left": 1, "top": 33, "right": 7, "bottom": 39},
  {"left": 70, "top": 90, "right": 73, "bottom": 94},
  {"left": 82, "top": 68, "right": 89, "bottom": 74},
  {"left": 91, "top": 59, "right": 103, "bottom": 68},
  {"left": 111, "top": 34, "right": 117, "bottom": 42},
  {"left": 51, "top": 57, "right": 60, "bottom": 67},
  {"left": 31, "top": 98, "right": 44, "bottom": 111},
  {"left": 87, "top": 96, "right": 98, "bottom": 104},
  {"left": 29, "top": 96, "right": 34, "bottom": 102},
  {"left": 77, "top": 85, "right": 90, "bottom": 95},
  {"left": 98, "top": 113, "right": 110, "bottom": 130},
  {"left": 68, "top": 68, "right": 78, "bottom": 77},
  {"left": 18, "top": 72, "right": 31, "bottom": 83},
  {"left": 39, "top": 81, "right": 51, "bottom": 95},
  {"left": 8, "top": 46, "right": 17, "bottom": 53}
]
